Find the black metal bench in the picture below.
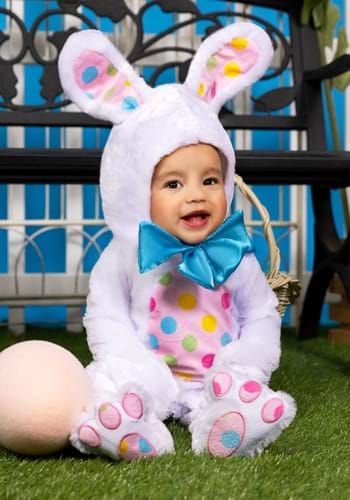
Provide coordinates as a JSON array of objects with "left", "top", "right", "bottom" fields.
[{"left": 0, "top": 0, "right": 349, "bottom": 338}]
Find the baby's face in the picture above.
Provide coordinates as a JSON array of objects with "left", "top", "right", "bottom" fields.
[{"left": 151, "top": 143, "right": 227, "bottom": 245}]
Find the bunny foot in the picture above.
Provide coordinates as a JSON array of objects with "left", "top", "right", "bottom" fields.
[
  {"left": 71, "top": 390, "right": 174, "bottom": 461},
  {"left": 190, "top": 367, "right": 296, "bottom": 457}
]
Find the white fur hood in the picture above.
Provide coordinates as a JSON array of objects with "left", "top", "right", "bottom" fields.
[{"left": 58, "top": 23, "right": 273, "bottom": 245}]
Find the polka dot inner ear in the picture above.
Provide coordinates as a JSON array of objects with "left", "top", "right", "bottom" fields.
[
  {"left": 197, "top": 37, "right": 260, "bottom": 104},
  {"left": 212, "top": 372, "right": 233, "bottom": 398},
  {"left": 122, "top": 393, "right": 143, "bottom": 419},
  {"left": 73, "top": 50, "right": 143, "bottom": 109}
]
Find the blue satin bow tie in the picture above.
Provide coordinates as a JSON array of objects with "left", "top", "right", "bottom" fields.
[{"left": 138, "top": 210, "right": 254, "bottom": 290}]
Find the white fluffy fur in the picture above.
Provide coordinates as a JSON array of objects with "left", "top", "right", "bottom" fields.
[
  {"left": 58, "top": 24, "right": 292, "bottom": 455},
  {"left": 58, "top": 30, "right": 152, "bottom": 124},
  {"left": 189, "top": 363, "right": 296, "bottom": 457}
]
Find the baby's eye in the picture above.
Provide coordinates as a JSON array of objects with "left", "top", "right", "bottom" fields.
[
  {"left": 165, "top": 180, "right": 182, "bottom": 189},
  {"left": 203, "top": 177, "right": 220, "bottom": 185}
]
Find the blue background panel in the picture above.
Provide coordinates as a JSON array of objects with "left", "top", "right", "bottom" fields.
[{"left": 1, "top": 0, "right": 347, "bottom": 328}]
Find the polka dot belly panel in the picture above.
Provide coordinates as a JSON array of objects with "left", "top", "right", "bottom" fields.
[{"left": 147, "top": 271, "right": 238, "bottom": 382}]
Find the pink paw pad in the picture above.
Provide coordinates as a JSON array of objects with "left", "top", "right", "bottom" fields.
[
  {"left": 239, "top": 380, "right": 262, "bottom": 403},
  {"left": 208, "top": 411, "right": 245, "bottom": 457},
  {"left": 261, "top": 398, "right": 285, "bottom": 423},
  {"left": 78, "top": 425, "right": 101, "bottom": 448},
  {"left": 122, "top": 393, "right": 143, "bottom": 419},
  {"left": 98, "top": 403, "right": 122, "bottom": 430},
  {"left": 212, "top": 372, "right": 233, "bottom": 398},
  {"left": 118, "top": 433, "right": 156, "bottom": 461}
]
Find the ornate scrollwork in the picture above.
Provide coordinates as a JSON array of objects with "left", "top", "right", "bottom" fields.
[{"left": 0, "top": 0, "right": 294, "bottom": 114}]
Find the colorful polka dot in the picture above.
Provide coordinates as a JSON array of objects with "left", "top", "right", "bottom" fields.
[
  {"left": 224, "top": 61, "right": 241, "bottom": 78},
  {"left": 86, "top": 92, "right": 94, "bottom": 100},
  {"left": 149, "top": 297, "right": 156, "bottom": 312},
  {"left": 221, "top": 292, "right": 231, "bottom": 309},
  {"left": 148, "top": 334, "right": 159, "bottom": 350},
  {"left": 202, "top": 353, "right": 215, "bottom": 369},
  {"left": 221, "top": 430, "right": 240, "bottom": 449},
  {"left": 220, "top": 332, "right": 232, "bottom": 346},
  {"left": 119, "top": 437, "right": 128, "bottom": 454},
  {"left": 82, "top": 66, "right": 98, "bottom": 84},
  {"left": 139, "top": 437, "right": 152, "bottom": 453},
  {"left": 122, "top": 96, "right": 139, "bottom": 111},
  {"left": 230, "top": 37, "right": 248, "bottom": 50},
  {"left": 178, "top": 293, "right": 197, "bottom": 310},
  {"left": 206, "top": 55, "right": 218, "bottom": 70},
  {"left": 160, "top": 316, "right": 177, "bottom": 334},
  {"left": 209, "top": 81, "right": 217, "bottom": 98},
  {"left": 159, "top": 272, "right": 172, "bottom": 285},
  {"left": 124, "top": 80, "right": 132, "bottom": 87},
  {"left": 164, "top": 354, "right": 177, "bottom": 366},
  {"left": 197, "top": 82, "right": 205, "bottom": 96},
  {"left": 201, "top": 314, "right": 217, "bottom": 333},
  {"left": 103, "top": 86, "right": 115, "bottom": 102},
  {"left": 182, "top": 335, "right": 197, "bottom": 352},
  {"left": 107, "top": 63, "right": 118, "bottom": 76}
]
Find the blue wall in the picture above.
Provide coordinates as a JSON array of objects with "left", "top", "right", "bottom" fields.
[{"left": 0, "top": 0, "right": 346, "bottom": 327}]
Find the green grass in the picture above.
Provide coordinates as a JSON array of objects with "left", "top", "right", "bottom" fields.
[{"left": 1, "top": 327, "right": 350, "bottom": 500}]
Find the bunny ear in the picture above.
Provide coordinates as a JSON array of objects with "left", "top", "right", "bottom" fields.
[
  {"left": 58, "top": 30, "right": 152, "bottom": 124},
  {"left": 185, "top": 22, "right": 273, "bottom": 114}
]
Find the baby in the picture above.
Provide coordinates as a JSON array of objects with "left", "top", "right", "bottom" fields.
[{"left": 59, "top": 23, "right": 296, "bottom": 461}]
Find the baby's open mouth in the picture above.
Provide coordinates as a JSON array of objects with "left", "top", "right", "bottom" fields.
[{"left": 181, "top": 210, "right": 210, "bottom": 229}]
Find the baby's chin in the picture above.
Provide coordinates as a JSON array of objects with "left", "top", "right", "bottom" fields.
[{"left": 177, "top": 225, "right": 220, "bottom": 245}]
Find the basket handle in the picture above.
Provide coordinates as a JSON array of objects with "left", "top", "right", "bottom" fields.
[{"left": 234, "top": 174, "right": 281, "bottom": 279}]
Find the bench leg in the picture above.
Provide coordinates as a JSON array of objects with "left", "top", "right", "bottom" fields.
[{"left": 298, "top": 186, "right": 350, "bottom": 339}]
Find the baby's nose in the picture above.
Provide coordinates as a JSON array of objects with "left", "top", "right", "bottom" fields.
[{"left": 186, "top": 184, "right": 205, "bottom": 203}]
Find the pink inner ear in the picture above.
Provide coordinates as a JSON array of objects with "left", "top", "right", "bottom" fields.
[
  {"left": 73, "top": 50, "right": 143, "bottom": 110},
  {"left": 197, "top": 38, "right": 260, "bottom": 103}
]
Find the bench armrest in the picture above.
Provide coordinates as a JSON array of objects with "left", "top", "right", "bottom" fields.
[{"left": 305, "top": 54, "right": 350, "bottom": 82}]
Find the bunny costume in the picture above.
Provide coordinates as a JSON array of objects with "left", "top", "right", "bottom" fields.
[{"left": 58, "top": 22, "right": 296, "bottom": 461}]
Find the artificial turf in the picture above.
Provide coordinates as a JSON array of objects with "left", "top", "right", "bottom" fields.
[{"left": 1, "top": 327, "right": 350, "bottom": 500}]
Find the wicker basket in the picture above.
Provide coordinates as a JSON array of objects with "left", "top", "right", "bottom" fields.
[{"left": 235, "top": 174, "right": 301, "bottom": 317}]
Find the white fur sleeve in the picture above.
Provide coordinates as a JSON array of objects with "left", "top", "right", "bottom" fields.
[
  {"left": 83, "top": 237, "right": 179, "bottom": 417},
  {"left": 216, "top": 253, "right": 281, "bottom": 381},
  {"left": 83, "top": 238, "right": 157, "bottom": 363}
]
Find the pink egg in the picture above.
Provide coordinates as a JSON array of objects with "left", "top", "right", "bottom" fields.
[
  {"left": 201, "top": 353, "right": 215, "bottom": 369},
  {"left": 221, "top": 292, "right": 231, "bottom": 309},
  {"left": 149, "top": 297, "right": 156, "bottom": 312},
  {"left": 0, "top": 340, "right": 92, "bottom": 456}
]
